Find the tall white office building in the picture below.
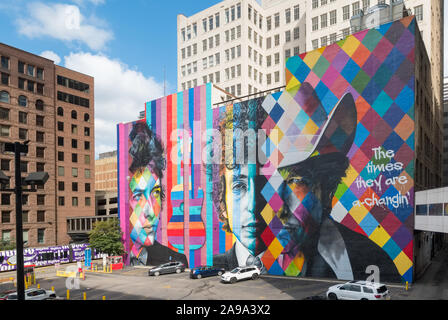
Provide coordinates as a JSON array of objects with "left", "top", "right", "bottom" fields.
[{"left": 177, "top": 0, "right": 442, "bottom": 104}]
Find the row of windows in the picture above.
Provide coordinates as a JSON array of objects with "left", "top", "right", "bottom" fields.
[
  {"left": 180, "top": 25, "right": 300, "bottom": 64},
  {"left": 0, "top": 91, "right": 45, "bottom": 109},
  {"left": 1, "top": 194, "right": 47, "bottom": 207},
  {"left": 0, "top": 118, "right": 46, "bottom": 138},
  {"left": 180, "top": 3, "right": 242, "bottom": 42},
  {"left": 57, "top": 106, "right": 90, "bottom": 122},
  {"left": 58, "top": 196, "right": 92, "bottom": 207},
  {"left": 181, "top": 2, "right": 301, "bottom": 44},
  {"left": 1, "top": 210, "right": 46, "bottom": 223},
  {"left": 57, "top": 137, "right": 91, "bottom": 150},
  {"left": 57, "top": 75, "right": 90, "bottom": 93},
  {"left": 57, "top": 151, "right": 91, "bottom": 164},
  {"left": 57, "top": 91, "right": 90, "bottom": 108},
  {"left": 181, "top": 66, "right": 282, "bottom": 92},
  {"left": 18, "top": 77, "right": 45, "bottom": 95},
  {"left": 1, "top": 228, "right": 46, "bottom": 245},
  {"left": 58, "top": 181, "right": 91, "bottom": 192},
  {"left": 1, "top": 159, "right": 48, "bottom": 173},
  {"left": 57, "top": 121, "right": 90, "bottom": 136},
  {"left": 265, "top": 5, "right": 301, "bottom": 32},
  {"left": 0, "top": 57, "right": 45, "bottom": 81},
  {"left": 18, "top": 60, "right": 44, "bottom": 80},
  {"left": 57, "top": 166, "right": 92, "bottom": 179}
]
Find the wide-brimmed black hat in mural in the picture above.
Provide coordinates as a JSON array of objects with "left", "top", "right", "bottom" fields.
[{"left": 261, "top": 82, "right": 357, "bottom": 169}]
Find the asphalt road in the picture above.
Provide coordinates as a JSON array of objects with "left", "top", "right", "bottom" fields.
[
  {"left": 3, "top": 247, "right": 448, "bottom": 301},
  {"left": 0, "top": 264, "right": 410, "bottom": 301}
]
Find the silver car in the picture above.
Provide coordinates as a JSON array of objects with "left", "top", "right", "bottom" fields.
[{"left": 0, "top": 288, "right": 57, "bottom": 300}]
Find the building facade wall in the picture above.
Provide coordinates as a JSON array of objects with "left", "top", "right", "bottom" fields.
[
  {"left": 0, "top": 43, "right": 95, "bottom": 248},
  {"left": 0, "top": 43, "right": 57, "bottom": 248},
  {"left": 120, "top": 17, "right": 417, "bottom": 283},
  {"left": 54, "top": 65, "right": 95, "bottom": 245}
]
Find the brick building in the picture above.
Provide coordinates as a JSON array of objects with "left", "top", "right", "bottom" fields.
[{"left": 0, "top": 43, "right": 95, "bottom": 247}]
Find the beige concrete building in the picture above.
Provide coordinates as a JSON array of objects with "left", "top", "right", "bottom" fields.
[
  {"left": 177, "top": 0, "right": 442, "bottom": 105},
  {"left": 0, "top": 43, "right": 95, "bottom": 247},
  {"left": 95, "top": 150, "right": 117, "bottom": 192}
]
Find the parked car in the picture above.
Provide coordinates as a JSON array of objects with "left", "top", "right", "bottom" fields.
[
  {"left": 0, "top": 288, "right": 57, "bottom": 300},
  {"left": 220, "top": 266, "right": 260, "bottom": 284},
  {"left": 190, "top": 265, "right": 225, "bottom": 279},
  {"left": 326, "top": 281, "right": 391, "bottom": 300},
  {"left": 148, "top": 261, "right": 186, "bottom": 276}
]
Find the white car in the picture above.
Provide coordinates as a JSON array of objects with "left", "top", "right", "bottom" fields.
[
  {"left": 221, "top": 266, "right": 260, "bottom": 283},
  {"left": 326, "top": 281, "right": 391, "bottom": 300},
  {"left": 0, "top": 288, "right": 57, "bottom": 300}
]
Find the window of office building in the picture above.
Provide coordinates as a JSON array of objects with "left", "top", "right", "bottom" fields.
[
  {"left": 58, "top": 181, "right": 65, "bottom": 191},
  {"left": 1, "top": 159, "right": 9, "bottom": 171},
  {"left": 1, "top": 72, "right": 8, "bottom": 85},
  {"left": 2, "top": 230, "right": 11, "bottom": 243},
  {"left": 1, "top": 56, "right": 9, "bottom": 69},
  {"left": 36, "top": 162, "right": 45, "bottom": 172},
  {"left": 285, "top": 8, "right": 291, "bottom": 24},
  {"left": 58, "top": 196, "right": 65, "bottom": 206},
  {"left": 1, "top": 193, "right": 11, "bottom": 205},
  {"left": 330, "top": 10, "right": 337, "bottom": 25},
  {"left": 18, "top": 95, "right": 27, "bottom": 107},
  {"left": 0, "top": 107, "right": 9, "bottom": 120},
  {"left": 37, "top": 211, "right": 45, "bottom": 222},
  {"left": 0, "top": 91, "right": 9, "bottom": 103},
  {"left": 18, "top": 111, "right": 27, "bottom": 124},
  {"left": 38, "top": 229, "right": 45, "bottom": 244},
  {"left": 36, "top": 115, "right": 44, "bottom": 126},
  {"left": 37, "top": 194, "right": 45, "bottom": 205},
  {"left": 19, "top": 128, "right": 28, "bottom": 140},
  {"left": 343, "top": 5, "right": 350, "bottom": 20},
  {"left": 1, "top": 211, "right": 11, "bottom": 223},
  {"left": 36, "top": 147, "right": 45, "bottom": 158},
  {"left": 312, "top": 17, "right": 318, "bottom": 31},
  {"left": 35, "top": 99, "right": 44, "bottom": 111},
  {"left": 58, "top": 166, "right": 65, "bottom": 177},
  {"left": 414, "top": 5, "right": 423, "bottom": 21},
  {"left": 274, "top": 13, "right": 280, "bottom": 28},
  {"left": 23, "top": 230, "right": 28, "bottom": 246},
  {"left": 36, "top": 131, "right": 44, "bottom": 143}
]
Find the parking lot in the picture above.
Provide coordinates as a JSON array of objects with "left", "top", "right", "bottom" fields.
[{"left": 0, "top": 263, "right": 414, "bottom": 301}]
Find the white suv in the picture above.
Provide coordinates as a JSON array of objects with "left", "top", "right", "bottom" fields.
[
  {"left": 221, "top": 266, "right": 261, "bottom": 283},
  {"left": 326, "top": 281, "right": 391, "bottom": 300}
]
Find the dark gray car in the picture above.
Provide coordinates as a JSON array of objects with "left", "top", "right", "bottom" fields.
[{"left": 148, "top": 261, "right": 186, "bottom": 276}]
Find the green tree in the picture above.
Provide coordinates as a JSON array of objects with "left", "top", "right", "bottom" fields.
[
  {"left": 88, "top": 218, "right": 124, "bottom": 256},
  {"left": 0, "top": 240, "right": 16, "bottom": 251}
]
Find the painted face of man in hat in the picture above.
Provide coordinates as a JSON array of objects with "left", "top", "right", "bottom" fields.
[{"left": 260, "top": 82, "right": 356, "bottom": 274}]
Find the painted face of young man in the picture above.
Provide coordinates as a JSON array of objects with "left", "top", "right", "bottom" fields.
[
  {"left": 276, "top": 172, "right": 323, "bottom": 265},
  {"left": 224, "top": 163, "right": 257, "bottom": 255},
  {"left": 129, "top": 166, "right": 162, "bottom": 248}
]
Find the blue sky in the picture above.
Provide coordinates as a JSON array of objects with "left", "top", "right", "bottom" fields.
[
  {"left": 0, "top": 0, "right": 221, "bottom": 157},
  {"left": 0, "top": 0, "right": 446, "bottom": 157}
]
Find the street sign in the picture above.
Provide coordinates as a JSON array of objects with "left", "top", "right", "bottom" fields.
[{"left": 84, "top": 248, "right": 91, "bottom": 268}]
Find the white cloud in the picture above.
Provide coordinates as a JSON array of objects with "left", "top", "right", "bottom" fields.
[
  {"left": 72, "top": 0, "right": 106, "bottom": 6},
  {"left": 63, "top": 52, "right": 165, "bottom": 158},
  {"left": 16, "top": 2, "right": 113, "bottom": 51},
  {"left": 39, "top": 50, "right": 61, "bottom": 64}
]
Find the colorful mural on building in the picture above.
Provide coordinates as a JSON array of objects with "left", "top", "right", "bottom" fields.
[{"left": 118, "top": 16, "right": 415, "bottom": 283}]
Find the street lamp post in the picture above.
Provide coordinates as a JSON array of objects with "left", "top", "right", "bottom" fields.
[{"left": 0, "top": 141, "right": 49, "bottom": 301}]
